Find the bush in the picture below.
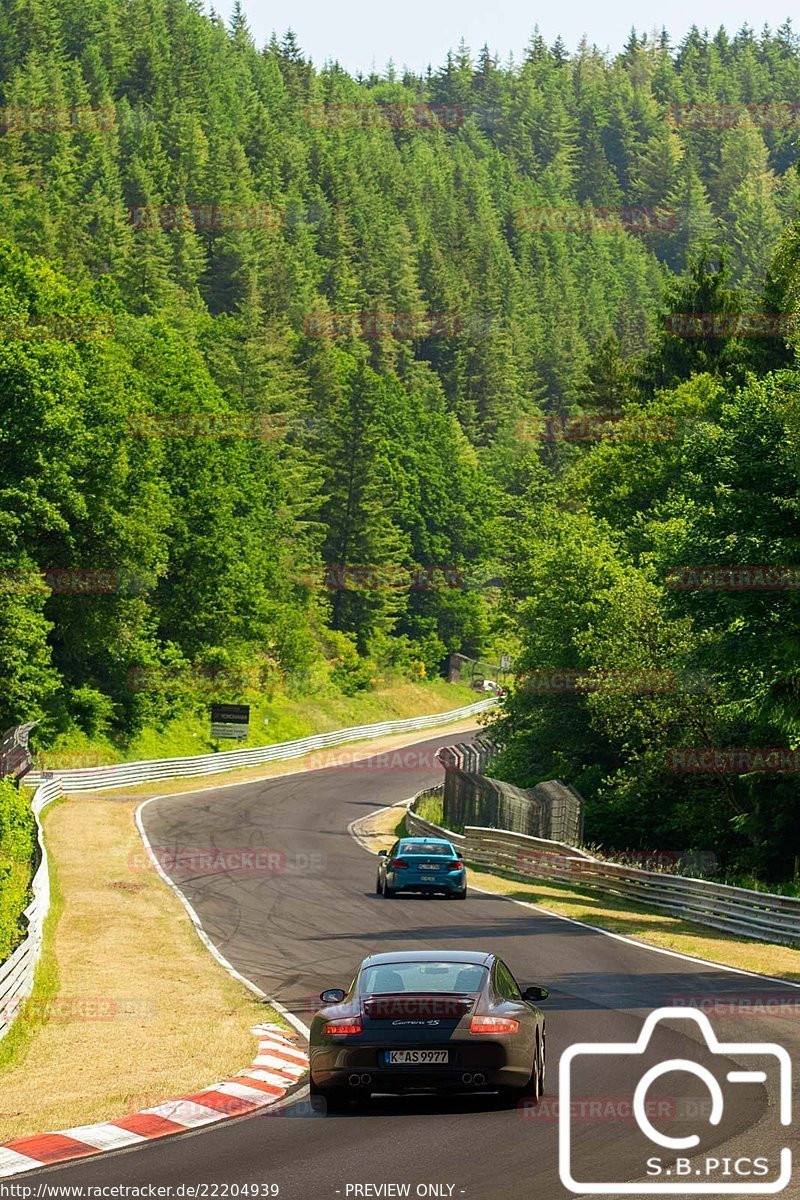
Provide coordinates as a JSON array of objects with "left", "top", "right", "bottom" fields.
[
  {"left": 0, "top": 780, "right": 37, "bottom": 963},
  {"left": 323, "top": 629, "right": 376, "bottom": 696}
]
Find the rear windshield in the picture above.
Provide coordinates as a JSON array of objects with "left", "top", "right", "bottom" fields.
[
  {"left": 360, "top": 961, "right": 488, "bottom": 994},
  {"left": 398, "top": 842, "right": 455, "bottom": 856}
]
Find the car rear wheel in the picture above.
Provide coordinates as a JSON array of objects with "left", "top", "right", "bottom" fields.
[
  {"left": 497, "top": 1035, "right": 542, "bottom": 1109},
  {"left": 309, "top": 1078, "right": 349, "bottom": 1114},
  {"left": 375, "top": 875, "right": 382, "bottom": 894},
  {"left": 381, "top": 877, "right": 395, "bottom": 898},
  {"left": 452, "top": 887, "right": 467, "bottom": 899}
]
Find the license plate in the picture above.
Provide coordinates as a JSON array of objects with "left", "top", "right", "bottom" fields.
[
  {"left": 387, "top": 1050, "right": 449, "bottom": 1065},
  {"left": 420, "top": 864, "right": 439, "bottom": 870},
  {"left": 421, "top": 875, "right": 436, "bottom": 881}
]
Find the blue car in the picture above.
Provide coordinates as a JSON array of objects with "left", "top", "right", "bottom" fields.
[{"left": 376, "top": 836, "right": 467, "bottom": 899}]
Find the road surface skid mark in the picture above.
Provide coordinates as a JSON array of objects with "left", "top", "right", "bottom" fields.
[{"left": 0, "top": 1023, "right": 308, "bottom": 1178}]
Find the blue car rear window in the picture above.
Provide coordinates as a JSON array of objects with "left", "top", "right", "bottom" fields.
[{"left": 398, "top": 842, "right": 455, "bottom": 856}]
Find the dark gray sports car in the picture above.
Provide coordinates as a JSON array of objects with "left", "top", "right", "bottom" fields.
[{"left": 309, "top": 950, "right": 548, "bottom": 1112}]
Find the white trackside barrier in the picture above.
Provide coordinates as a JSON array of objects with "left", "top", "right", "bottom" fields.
[
  {"left": 26, "top": 699, "right": 496, "bottom": 794},
  {"left": 0, "top": 779, "right": 62, "bottom": 1040}
]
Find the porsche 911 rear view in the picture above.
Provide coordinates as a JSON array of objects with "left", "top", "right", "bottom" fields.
[{"left": 309, "top": 950, "right": 548, "bottom": 1112}]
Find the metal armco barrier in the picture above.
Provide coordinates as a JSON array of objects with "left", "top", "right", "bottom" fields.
[
  {"left": 407, "top": 788, "right": 800, "bottom": 947},
  {"left": 0, "top": 778, "right": 61, "bottom": 1040},
  {"left": 26, "top": 698, "right": 496, "bottom": 794},
  {"left": 405, "top": 787, "right": 466, "bottom": 844},
  {"left": 0, "top": 721, "right": 37, "bottom": 781},
  {"left": 435, "top": 740, "right": 584, "bottom": 844}
]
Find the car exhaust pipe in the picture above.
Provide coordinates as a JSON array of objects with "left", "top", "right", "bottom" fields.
[
  {"left": 461, "top": 1072, "right": 474, "bottom": 1084},
  {"left": 348, "top": 1073, "right": 361, "bottom": 1087},
  {"left": 473, "top": 1072, "right": 486, "bottom": 1086},
  {"left": 360, "top": 1074, "right": 372, "bottom": 1086}
]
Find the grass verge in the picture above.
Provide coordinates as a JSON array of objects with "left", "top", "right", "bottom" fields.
[
  {"left": 0, "top": 714, "right": 484, "bottom": 1140},
  {"left": 36, "top": 677, "right": 478, "bottom": 769},
  {"left": 359, "top": 803, "right": 800, "bottom": 983},
  {"left": 0, "top": 781, "right": 37, "bottom": 961},
  {"left": 0, "top": 806, "right": 63, "bottom": 1077},
  {"left": 413, "top": 788, "right": 461, "bottom": 832},
  {"left": 0, "top": 792, "right": 275, "bottom": 1141}
]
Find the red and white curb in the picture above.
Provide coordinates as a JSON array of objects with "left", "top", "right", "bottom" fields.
[{"left": 0, "top": 1023, "right": 307, "bottom": 1177}]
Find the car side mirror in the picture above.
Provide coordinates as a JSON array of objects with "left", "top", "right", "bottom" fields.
[
  {"left": 523, "top": 985, "right": 549, "bottom": 1002},
  {"left": 378, "top": 849, "right": 388, "bottom": 856},
  {"left": 320, "top": 988, "right": 346, "bottom": 1004}
]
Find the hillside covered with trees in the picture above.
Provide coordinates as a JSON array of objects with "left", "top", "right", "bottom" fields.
[{"left": 2, "top": 2, "right": 800, "bottom": 875}]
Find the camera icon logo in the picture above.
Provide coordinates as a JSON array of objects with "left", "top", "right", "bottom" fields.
[{"left": 559, "top": 1007, "right": 792, "bottom": 1194}]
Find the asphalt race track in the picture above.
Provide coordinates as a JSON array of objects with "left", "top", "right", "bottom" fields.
[{"left": 25, "top": 731, "right": 800, "bottom": 1199}]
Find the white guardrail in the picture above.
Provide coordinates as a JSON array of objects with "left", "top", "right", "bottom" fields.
[
  {"left": 406, "top": 788, "right": 800, "bottom": 947},
  {"left": 0, "top": 779, "right": 60, "bottom": 1039},
  {"left": 25, "top": 698, "right": 495, "bottom": 794},
  {"left": 0, "top": 698, "right": 494, "bottom": 1039}
]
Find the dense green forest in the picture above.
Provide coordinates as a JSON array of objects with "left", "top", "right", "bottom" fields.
[{"left": 2, "top": 1, "right": 800, "bottom": 875}]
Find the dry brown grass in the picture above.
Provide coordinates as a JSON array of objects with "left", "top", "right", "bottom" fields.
[
  {"left": 0, "top": 794, "right": 266, "bottom": 1141},
  {"left": 0, "top": 719, "right": 482, "bottom": 1141},
  {"left": 467, "top": 867, "right": 800, "bottom": 982}
]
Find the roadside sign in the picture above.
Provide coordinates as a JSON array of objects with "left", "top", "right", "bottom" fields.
[
  {"left": 500, "top": 654, "right": 511, "bottom": 671},
  {"left": 210, "top": 704, "right": 250, "bottom": 740}
]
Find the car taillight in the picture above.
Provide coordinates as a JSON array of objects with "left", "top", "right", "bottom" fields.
[
  {"left": 325, "top": 1017, "right": 362, "bottom": 1036},
  {"left": 451, "top": 860, "right": 464, "bottom": 870},
  {"left": 391, "top": 859, "right": 409, "bottom": 869},
  {"left": 470, "top": 1015, "right": 519, "bottom": 1035}
]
